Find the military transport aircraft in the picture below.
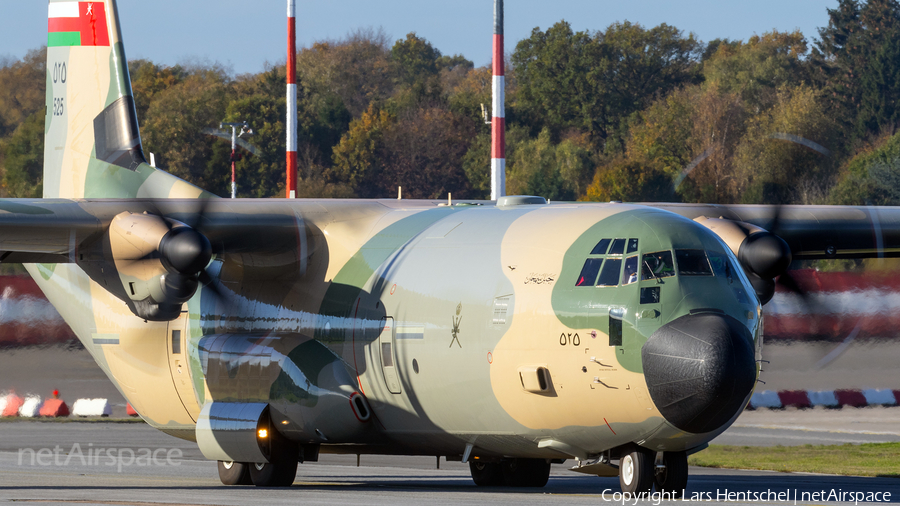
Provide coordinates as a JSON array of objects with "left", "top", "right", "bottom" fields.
[{"left": 4, "top": 0, "right": 900, "bottom": 495}]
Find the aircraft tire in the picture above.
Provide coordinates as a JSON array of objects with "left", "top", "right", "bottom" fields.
[
  {"left": 217, "top": 460, "right": 252, "bottom": 485},
  {"left": 501, "top": 458, "right": 551, "bottom": 487},
  {"left": 654, "top": 451, "right": 688, "bottom": 497},
  {"left": 469, "top": 461, "right": 504, "bottom": 486},
  {"left": 250, "top": 441, "right": 299, "bottom": 487},
  {"left": 619, "top": 447, "right": 654, "bottom": 494}
]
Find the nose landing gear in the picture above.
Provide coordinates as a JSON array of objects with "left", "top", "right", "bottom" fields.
[
  {"left": 618, "top": 447, "right": 654, "bottom": 494},
  {"left": 617, "top": 446, "right": 688, "bottom": 496}
]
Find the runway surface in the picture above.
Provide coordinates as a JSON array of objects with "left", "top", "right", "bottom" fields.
[{"left": 1, "top": 416, "right": 899, "bottom": 505}]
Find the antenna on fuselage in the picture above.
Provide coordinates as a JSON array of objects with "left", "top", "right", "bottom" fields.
[{"left": 490, "top": 0, "right": 506, "bottom": 201}]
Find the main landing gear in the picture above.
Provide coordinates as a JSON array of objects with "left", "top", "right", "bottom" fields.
[
  {"left": 469, "top": 458, "right": 551, "bottom": 487},
  {"left": 618, "top": 447, "right": 688, "bottom": 497},
  {"left": 217, "top": 447, "right": 299, "bottom": 487},
  {"left": 217, "top": 432, "right": 300, "bottom": 487},
  {"left": 217, "top": 460, "right": 252, "bottom": 485}
]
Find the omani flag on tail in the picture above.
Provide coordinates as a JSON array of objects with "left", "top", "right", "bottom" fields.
[{"left": 48, "top": 2, "right": 109, "bottom": 47}]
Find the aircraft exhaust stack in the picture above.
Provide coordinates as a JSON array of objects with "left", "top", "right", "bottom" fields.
[{"left": 490, "top": 0, "right": 506, "bottom": 200}]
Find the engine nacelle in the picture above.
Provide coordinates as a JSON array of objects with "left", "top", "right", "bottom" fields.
[
  {"left": 75, "top": 212, "right": 211, "bottom": 321},
  {"left": 694, "top": 216, "right": 791, "bottom": 304}
]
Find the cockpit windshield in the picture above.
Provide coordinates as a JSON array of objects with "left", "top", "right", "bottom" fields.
[{"left": 576, "top": 238, "right": 744, "bottom": 288}]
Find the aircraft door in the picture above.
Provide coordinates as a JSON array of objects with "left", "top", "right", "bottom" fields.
[
  {"left": 379, "top": 317, "right": 401, "bottom": 394},
  {"left": 167, "top": 312, "right": 201, "bottom": 421}
]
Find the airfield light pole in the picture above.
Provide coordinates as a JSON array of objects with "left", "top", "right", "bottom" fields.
[
  {"left": 286, "top": 0, "right": 298, "bottom": 199},
  {"left": 221, "top": 121, "right": 252, "bottom": 199},
  {"left": 490, "top": 0, "right": 506, "bottom": 201}
]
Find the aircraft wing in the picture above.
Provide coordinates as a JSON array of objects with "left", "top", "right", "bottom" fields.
[
  {"left": 653, "top": 203, "right": 900, "bottom": 260},
  {"left": 0, "top": 198, "right": 303, "bottom": 263},
  {"left": 0, "top": 199, "right": 104, "bottom": 263},
  {"left": 5, "top": 199, "right": 900, "bottom": 262}
]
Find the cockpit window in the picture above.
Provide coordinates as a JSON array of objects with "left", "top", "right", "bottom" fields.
[
  {"left": 623, "top": 255, "right": 638, "bottom": 285},
  {"left": 579, "top": 237, "right": 639, "bottom": 286},
  {"left": 676, "top": 249, "right": 713, "bottom": 276},
  {"left": 641, "top": 251, "right": 675, "bottom": 280},
  {"left": 590, "top": 238, "right": 611, "bottom": 255},
  {"left": 597, "top": 258, "right": 622, "bottom": 286},
  {"left": 626, "top": 238, "right": 639, "bottom": 254},
  {"left": 707, "top": 251, "right": 733, "bottom": 282},
  {"left": 608, "top": 238, "right": 627, "bottom": 255},
  {"left": 575, "top": 258, "right": 603, "bottom": 286}
]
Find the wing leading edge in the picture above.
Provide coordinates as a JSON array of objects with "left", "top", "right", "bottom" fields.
[{"left": 654, "top": 203, "right": 900, "bottom": 260}]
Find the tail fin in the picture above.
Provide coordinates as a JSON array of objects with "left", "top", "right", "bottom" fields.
[{"left": 44, "top": 0, "right": 203, "bottom": 199}]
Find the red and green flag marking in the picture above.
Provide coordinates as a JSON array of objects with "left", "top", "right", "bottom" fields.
[{"left": 48, "top": 2, "right": 109, "bottom": 47}]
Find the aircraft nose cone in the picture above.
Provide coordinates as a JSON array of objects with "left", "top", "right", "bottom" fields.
[{"left": 641, "top": 313, "right": 756, "bottom": 434}]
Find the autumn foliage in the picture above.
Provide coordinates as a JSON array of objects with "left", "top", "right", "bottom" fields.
[{"left": 4, "top": 2, "right": 900, "bottom": 205}]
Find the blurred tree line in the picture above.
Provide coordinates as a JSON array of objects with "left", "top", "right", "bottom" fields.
[{"left": 3, "top": 0, "right": 900, "bottom": 205}]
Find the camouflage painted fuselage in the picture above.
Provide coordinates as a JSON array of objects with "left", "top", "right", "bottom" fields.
[{"left": 27, "top": 198, "right": 761, "bottom": 460}]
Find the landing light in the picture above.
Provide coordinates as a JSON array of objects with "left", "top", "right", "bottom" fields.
[{"left": 258, "top": 429, "right": 268, "bottom": 439}]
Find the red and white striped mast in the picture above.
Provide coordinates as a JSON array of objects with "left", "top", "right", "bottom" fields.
[
  {"left": 490, "top": 0, "right": 506, "bottom": 200},
  {"left": 286, "top": 0, "right": 298, "bottom": 198}
]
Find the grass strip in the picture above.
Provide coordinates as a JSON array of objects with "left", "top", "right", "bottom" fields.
[{"left": 689, "top": 443, "right": 900, "bottom": 478}]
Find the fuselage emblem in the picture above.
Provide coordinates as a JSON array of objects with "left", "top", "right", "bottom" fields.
[{"left": 450, "top": 303, "right": 462, "bottom": 348}]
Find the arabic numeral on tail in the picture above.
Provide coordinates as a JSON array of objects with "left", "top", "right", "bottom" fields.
[
  {"left": 52, "top": 62, "right": 67, "bottom": 84},
  {"left": 573, "top": 333, "right": 580, "bottom": 346},
  {"left": 559, "top": 333, "right": 567, "bottom": 346}
]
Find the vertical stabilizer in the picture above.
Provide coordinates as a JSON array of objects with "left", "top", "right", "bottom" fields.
[{"left": 44, "top": 0, "right": 203, "bottom": 199}]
